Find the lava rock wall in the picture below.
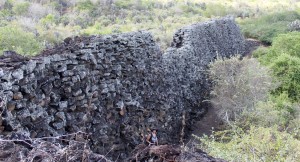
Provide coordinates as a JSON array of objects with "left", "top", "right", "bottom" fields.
[
  {"left": 162, "top": 17, "right": 245, "bottom": 125},
  {"left": 0, "top": 17, "right": 245, "bottom": 160}
]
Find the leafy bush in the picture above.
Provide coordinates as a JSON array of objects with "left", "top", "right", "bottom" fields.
[
  {"left": 239, "top": 11, "right": 300, "bottom": 44},
  {"left": 209, "top": 56, "right": 274, "bottom": 123},
  {"left": 12, "top": 2, "right": 30, "bottom": 16},
  {"left": 200, "top": 54, "right": 300, "bottom": 162},
  {"left": 115, "top": 0, "right": 134, "bottom": 9},
  {"left": 252, "top": 46, "right": 269, "bottom": 58},
  {"left": 76, "top": 0, "right": 95, "bottom": 11},
  {"left": 270, "top": 54, "right": 300, "bottom": 101},
  {"left": 203, "top": 3, "right": 231, "bottom": 18},
  {"left": 271, "top": 32, "right": 300, "bottom": 58},
  {"left": 76, "top": 0, "right": 98, "bottom": 17},
  {"left": 180, "top": 5, "right": 202, "bottom": 15},
  {"left": 0, "top": 25, "right": 41, "bottom": 55},
  {"left": 240, "top": 93, "right": 297, "bottom": 128},
  {"left": 40, "top": 14, "right": 57, "bottom": 28},
  {"left": 255, "top": 32, "right": 300, "bottom": 101},
  {"left": 198, "top": 126, "right": 300, "bottom": 162}
]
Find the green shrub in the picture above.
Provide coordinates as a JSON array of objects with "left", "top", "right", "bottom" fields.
[
  {"left": 40, "top": 14, "right": 57, "bottom": 28},
  {"left": 197, "top": 126, "right": 300, "bottom": 162},
  {"left": 0, "top": 25, "right": 41, "bottom": 55},
  {"left": 271, "top": 32, "right": 300, "bottom": 58},
  {"left": 76, "top": 0, "right": 95, "bottom": 11},
  {"left": 254, "top": 32, "right": 300, "bottom": 101},
  {"left": 252, "top": 46, "right": 269, "bottom": 58},
  {"left": 199, "top": 53, "right": 300, "bottom": 160},
  {"left": 12, "top": 2, "right": 30, "bottom": 15},
  {"left": 239, "top": 11, "right": 300, "bottom": 44},
  {"left": 270, "top": 53, "right": 300, "bottom": 101},
  {"left": 180, "top": 5, "right": 202, "bottom": 15},
  {"left": 240, "top": 93, "right": 296, "bottom": 128},
  {"left": 203, "top": 3, "right": 230, "bottom": 18},
  {"left": 114, "top": 0, "right": 134, "bottom": 9},
  {"left": 38, "top": 29, "right": 63, "bottom": 46}
]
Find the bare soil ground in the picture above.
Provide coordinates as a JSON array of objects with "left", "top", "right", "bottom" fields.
[{"left": 185, "top": 105, "right": 222, "bottom": 149}]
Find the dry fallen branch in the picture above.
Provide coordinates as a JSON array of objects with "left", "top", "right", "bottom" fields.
[{"left": 0, "top": 131, "right": 112, "bottom": 162}]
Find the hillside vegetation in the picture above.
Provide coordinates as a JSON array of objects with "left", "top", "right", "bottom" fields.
[
  {"left": 1, "top": 0, "right": 300, "bottom": 161},
  {"left": 199, "top": 53, "right": 300, "bottom": 161},
  {"left": 199, "top": 11, "right": 300, "bottom": 162},
  {"left": 1, "top": 0, "right": 300, "bottom": 55}
]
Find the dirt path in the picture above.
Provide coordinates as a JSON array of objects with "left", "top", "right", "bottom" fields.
[
  {"left": 244, "top": 38, "right": 268, "bottom": 57},
  {"left": 185, "top": 104, "right": 221, "bottom": 146}
]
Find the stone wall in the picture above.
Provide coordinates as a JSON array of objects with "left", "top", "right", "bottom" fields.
[
  {"left": 162, "top": 17, "right": 245, "bottom": 127},
  {"left": 0, "top": 17, "right": 245, "bottom": 161}
]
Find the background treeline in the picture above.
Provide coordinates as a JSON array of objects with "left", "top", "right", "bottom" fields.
[{"left": 1, "top": 0, "right": 300, "bottom": 55}]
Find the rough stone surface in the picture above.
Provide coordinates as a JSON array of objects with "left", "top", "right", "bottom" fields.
[
  {"left": 0, "top": 17, "right": 245, "bottom": 161},
  {"left": 162, "top": 17, "right": 245, "bottom": 137}
]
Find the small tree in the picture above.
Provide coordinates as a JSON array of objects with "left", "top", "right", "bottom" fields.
[{"left": 209, "top": 56, "right": 274, "bottom": 123}]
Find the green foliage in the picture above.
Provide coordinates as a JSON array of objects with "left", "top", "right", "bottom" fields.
[
  {"left": 115, "top": 0, "right": 134, "bottom": 9},
  {"left": 0, "top": 25, "right": 41, "bottom": 55},
  {"left": 40, "top": 14, "right": 56, "bottom": 28},
  {"left": 271, "top": 32, "right": 300, "bottom": 57},
  {"left": 0, "top": 0, "right": 13, "bottom": 21},
  {"left": 270, "top": 54, "right": 300, "bottom": 101},
  {"left": 140, "top": 0, "right": 156, "bottom": 10},
  {"left": 180, "top": 4, "right": 202, "bottom": 15},
  {"left": 0, "top": 10, "right": 11, "bottom": 26},
  {"left": 203, "top": 3, "right": 231, "bottom": 18},
  {"left": 202, "top": 30, "right": 300, "bottom": 161},
  {"left": 240, "top": 93, "right": 297, "bottom": 128},
  {"left": 198, "top": 126, "right": 300, "bottom": 162},
  {"left": 255, "top": 32, "right": 300, "bottom": 101},
  {"left": 239, "top": 11, "right": 300, "bottom": 44},
  {"left": 12, "top": 2, "right": 30, "bottom": 16},
  {"left": 76, "top": 0, "right": 95, "bottom": 11},
  {"left": 252, "top": 46, "right": 269, "bottom": 58},
  {"left": 0, "top": 0, "right": 299, "bottom": 54}
]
